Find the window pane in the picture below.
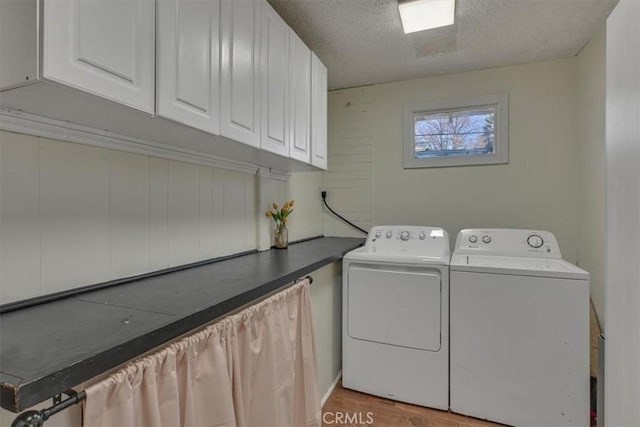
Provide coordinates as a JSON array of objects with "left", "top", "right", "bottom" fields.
[{"left": 413, "top": 106, "right": 496, "bottom": 158}]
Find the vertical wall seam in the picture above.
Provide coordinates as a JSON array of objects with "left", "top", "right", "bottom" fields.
[
  {"left": 107, "top": 150, "right": 112, "bottom": 280},
  {"left": 214, "top": 168, "right": 218, "bottom": 257},
  {"left": 198, "top": 166, "right": 202, "bottom": 260},
  {"left": 221, "top": 170, "right": 226, "bottom": 255},
  {"left": 37, "top": 137, "right": 43, "bottom": 297},
  {"left": 166, "top": 161, "right": 170, "bottom": 267},
  {"left": 245, "top": 172, "right": 250, "bottom": 250},
  {"left": 147, "top": 156, "right": 152, "bottom": 271}
]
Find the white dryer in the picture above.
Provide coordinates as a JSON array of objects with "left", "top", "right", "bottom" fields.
[
  {"left": 450, "top": 229, "right": 590, "bottom": 427},
  {"left": 342, "top": 225, "right": 450, "bottom": 409}
]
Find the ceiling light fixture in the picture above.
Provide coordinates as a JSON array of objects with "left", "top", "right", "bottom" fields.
[{"left": 398, "top": 0, "right": 455, "bottom": 34}]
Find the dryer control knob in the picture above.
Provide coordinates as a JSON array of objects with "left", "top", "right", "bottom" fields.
[
  {"left": 386, "top": 231, "right": 393, "bottom": 239},
  {"left": 527, "top": 234, "right": 544, "bottom": 248},
  {"left": 469, "top": 235, "right": 478, "bottom": 243},
  {"left": 419, "top": 232, "right": 426, "bottom": 240},
  {"left": 401, "top": 231, "right": 410, "bottom": 241},
  {"left": 482, "top": 235, "right": 492, "bottom": 244}
]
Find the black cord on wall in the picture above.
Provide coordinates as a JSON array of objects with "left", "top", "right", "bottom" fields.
[{"left": 321, "top": 191, "right": 368, "bottom": 235}]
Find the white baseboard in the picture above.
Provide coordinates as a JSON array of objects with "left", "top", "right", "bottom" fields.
[{"left": 321, "top": 370, "right": 342, "bottom": 407}]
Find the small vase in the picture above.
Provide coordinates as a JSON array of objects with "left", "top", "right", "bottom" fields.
[{"left": 274, "top": 224, "right": 288, "bottom": 249}]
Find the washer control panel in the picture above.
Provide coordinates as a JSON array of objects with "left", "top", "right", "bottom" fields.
[
  {"left": 366, "top": 225, "right": 450, "bottom": 257},
  {"left": 455, "top": 228, "right": 562, "bottom": 258}
]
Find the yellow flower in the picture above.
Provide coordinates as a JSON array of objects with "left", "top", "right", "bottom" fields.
[{"left": 268, "top": 200, "right": 294, "bottom": 222}]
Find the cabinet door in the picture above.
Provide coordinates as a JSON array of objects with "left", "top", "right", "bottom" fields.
[
  {"left": 260, "top": 1, "right": 289, "bottom": 157},
  {"left": 311, "top": 53, "right": 328, "bottom": 170},
  {"left": 220, "top": 0, "right": 261, "bottom": 147},
  {"left": 289, "top": 30, "right": 311, "bottom": 163},
  {"left": 157, "top": 0, "right": 220, "bottom": 134},
  {"left": 42, "top": 0, "right": 154, "bottom": 112}
]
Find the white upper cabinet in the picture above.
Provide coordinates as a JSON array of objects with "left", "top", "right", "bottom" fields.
[
  {"left": 260, "top": 1, "right": 290, "bottom": 157},
  {"left": 311, "top": 53, "right": 328, "bottom": 170},
  {"left": 220, "top": 0, "right": 261, "bottom": 147},
  {"left": 289, "top": 30, "right": 311, "bottom": 163},
  {"left": 42, "top": 0, "right": 155, "bottom": 113},
  {"left": 1, "top": 0, "right": 329, "bottom": 172},
  {"left": 157, "top": 0, "right": 220, "bottom": 134}
]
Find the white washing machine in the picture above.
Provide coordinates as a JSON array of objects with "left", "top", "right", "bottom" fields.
[
  {"left": 342, "top": 225, "right": 450, "bottom": 409},
  {"left": 450, "top": 229, "right": 590, "bottom": 427}
]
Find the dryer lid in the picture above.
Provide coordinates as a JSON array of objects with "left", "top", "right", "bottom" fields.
[{"left": 450, "top": 254, "right": 589, "bottom": 280}]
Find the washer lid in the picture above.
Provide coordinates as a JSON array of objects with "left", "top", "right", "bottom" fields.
[{"left": 450, "top": 254, "right": 589, "bottom": 280}]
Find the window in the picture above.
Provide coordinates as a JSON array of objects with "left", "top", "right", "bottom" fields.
[{"left": 403, "top": 94, "right": 508, "bottom": 168}]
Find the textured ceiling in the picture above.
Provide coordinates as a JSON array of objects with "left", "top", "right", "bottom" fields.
[{"left": 268, "top": 0, "right": 618, "bottom": 89}]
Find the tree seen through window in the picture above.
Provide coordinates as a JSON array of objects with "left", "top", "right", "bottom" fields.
[{"left": 413, "top": 106, "right": 496, "bottom": 158}]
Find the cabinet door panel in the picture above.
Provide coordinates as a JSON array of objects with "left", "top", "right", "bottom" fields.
[
  {"left": 43, "top": 0, "right": 154, "bottom": 112},
  {"left": 157, "top": 0, "right": 220, "bottom": 133},
  {"left": 220, "top": 0, "right": 260, "bottom": 147},
  {"left": 311, "top": 53, "right": 328, "bottom": 169},
  {"left": 289, "top": 30, "right": 311, "bottom": 163},
  {"left": 260, "top": 1, "right": 289, "bottom": 156},
  {"left": 77, "top": 2, "right": 135, "bottom": 79}
]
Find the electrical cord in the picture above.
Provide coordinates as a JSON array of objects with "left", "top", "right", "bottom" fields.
[{"left": 321, "top": 191, "right": 368, "bottom": 235}]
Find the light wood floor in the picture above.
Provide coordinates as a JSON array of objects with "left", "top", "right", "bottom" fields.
[{"left": 322, "top": 382, "right": 503, "bottom": 427}]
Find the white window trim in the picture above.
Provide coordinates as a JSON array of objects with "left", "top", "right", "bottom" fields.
[{"left": 403, "top": 93, "right": 509, "bottom": 168}]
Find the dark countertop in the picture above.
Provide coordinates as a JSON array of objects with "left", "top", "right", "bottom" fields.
[{"left": 0, "top": 237, "right": 364, "bottom": 412}]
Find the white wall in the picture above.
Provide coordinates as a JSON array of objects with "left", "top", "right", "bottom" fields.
[
  {"left": 324, "top": 48, "right": 609, "bottom": 324},
  {"left": 257, "top": 172, "right": 287, "bottom": 250},
  {"left": 322, "top": 87, "right": 374, "bottom": 237},
  {"left": 286, "top": 172, "right": 323, "bottom": 241},
  {"left": 308, "top": 261, "right": 342, "bottom": 404},
  {"left": 257, "top": 171, "right": 323, "bottom": 249},
  {"left": 0, "top": 130, "right": 327, "bottom": 304},
  {"left": 0, "top": 130, "right": 258, "bottom": 304},
  {"left": 576, "top": 27, "right": 606, "bottom": 327},
  {"left": 605, "top": 0, "right": 640, "bottom": 424},
  {"left": 325, "top": 59, "right": 581, "bottom": 261}
]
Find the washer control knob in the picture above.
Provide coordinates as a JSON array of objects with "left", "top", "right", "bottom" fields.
[
  {"left": 375, "top": 232, "right": 381, "bottom": 238},
  {"left": 482, "top": 235, "right": 492, "bottom": 244},
  {"left": 386, "top": 231, "right": 393, "bottom": 239},
  {"left": 527, "top": 234, "right": 544, "bottom": 248},
  {"left": 469, "top": 235, "right": 478, "bottom": 243},
  {"left": 401, "top": 231, "right": 410, "bottom": 241},
  {"left": 419, "top": 232, "right": 426, "bottom": 240}
]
